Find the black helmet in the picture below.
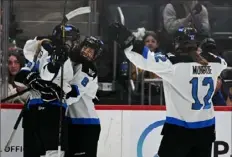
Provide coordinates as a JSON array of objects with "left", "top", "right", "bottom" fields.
[
  {"left": 174, "top": 27, "right": 197, "bottom": 43},
  {"left": 199, "top": 38, "right": 216, "bottom": 53},
  {"left": 52, "top": 24, "right": 80, "bottom": 53},
  {"left": 174, "top": 27, "right": 198, "bottom": 52},
  {"left": 52, "top": 24, "right": 80, "bottom": 42},
  {"left": 79, "top": 36, "right": 104, "bottom": 62}
]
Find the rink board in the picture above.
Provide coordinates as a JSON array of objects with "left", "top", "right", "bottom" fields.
[{"left": 0, "top": 104, "right": 232, "bottom": 157}]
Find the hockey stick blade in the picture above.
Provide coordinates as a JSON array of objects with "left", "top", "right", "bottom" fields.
[
  {"left": 45, "top": 149, "right": 65, "bottom": 157},
  {"left": 3, "top": 103, "right": 26, "bottom": 151},
  {"left": 63, "top": 6, "right": 91, "bottom": 23},
  {"left": 4, "top": 130, "right": 16, "bottom": 150},
  {"left": 117, "top": 7, "right": 125, "bottom": 26},
  {"left": 117, "top": 7, "right": 136, "bottom": 92}
]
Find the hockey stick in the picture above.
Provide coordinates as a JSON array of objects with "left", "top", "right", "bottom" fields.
[
  {"left": 117, "top": 7, "right": 135, "bottom": 92},
  {"left": 117, "top": 7, "right": 125, "bottom": 26},
  {"left": 1, "top": 88, "right": 31, "bottom": 103},
  {"left": 2, "top": 103, "right": 27, "bottom": 152},
  {"left": 56, "top": 0, "right": 68, "bottom": 156},
  {"left": 62, "top": 6, "right": 91, "bottom": 24},
  {"left": 51, "top": 2, "right": 91, "bottom": 157},
  {"left": 54, "top": 6, "right": 91, "bottom": 157}
]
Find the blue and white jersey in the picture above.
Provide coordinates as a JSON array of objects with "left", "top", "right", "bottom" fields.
[
  {"left": 16, "top": 37, "right": 73, "bottom": 106},
  {"left": 125, "top": 45, "right": 227, "bottom": 129},
  {"left": 66, "top": 62, "right": 99, "bottom": 125},
  {"left": 23, "top": 37, "right": 73, "bottom": 94}
]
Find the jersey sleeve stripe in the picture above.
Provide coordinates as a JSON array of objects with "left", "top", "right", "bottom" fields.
[
  {"left": 142, "top": 46, "right": 149, "bottom": 59},
  {"left": 66, "top": 117, "right": 100, "bottom": 124},
  {"left": 73, "top": 85, "right": 80, "bottom": 96}
]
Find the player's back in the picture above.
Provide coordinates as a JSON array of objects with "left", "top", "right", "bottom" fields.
[
  {"left": 163, "top": 54, "right": 227, "bottom": 129},
  {"left": 124, "top": 45, "right": 227, "bottom": 130}
]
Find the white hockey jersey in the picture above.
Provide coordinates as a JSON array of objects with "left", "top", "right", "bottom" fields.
[
  {"left": 18, "top": 37, "right": 73, "bottom": 105},
  {"left": 125, "top": 46, "right": 227, "bottom": 129},
  {"left": 66, "top": 62, "right": 99, "bottom": 125}
]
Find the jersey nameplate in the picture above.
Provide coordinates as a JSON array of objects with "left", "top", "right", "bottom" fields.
[{"left": 191, "top": 64, "right": 212, "bottom": 77}]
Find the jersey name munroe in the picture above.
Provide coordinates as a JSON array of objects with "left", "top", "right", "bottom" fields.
[{"left": 192, "top": 65, "right": 212, "bottom": 76}]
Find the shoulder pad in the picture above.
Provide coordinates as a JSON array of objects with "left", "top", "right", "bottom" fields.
[
  {"left": 202, "top": 52, "right": 221, "bottom": 63},
  {"left": 81, "top": 62, "right": 97, "bottom": 78}
]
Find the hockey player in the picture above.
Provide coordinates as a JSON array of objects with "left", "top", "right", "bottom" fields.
[
  {"left": 15, "top": 24, "right": 80, "bottom": 157},
  {"left": 110, "top": 23, "right": 227, "bottom": 157},
  {"left": 64, "top": 36, "right": 103, "bottom": 157}
]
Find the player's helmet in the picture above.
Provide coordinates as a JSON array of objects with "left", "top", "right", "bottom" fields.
[
  {"left": 199, "top": 38, "right": 216, "bottom": 53},
  {"left": 52, "top": 24, "right": 80, "bottom": 41},
  {"left": 78, "top": 36, "right": 104, "bottom": 62},
  {"left": 174, "top": 27, "right": 198, "bottom": 53},
  {"left": 52, "top": 24, "right": 80, "bottom": 53}
]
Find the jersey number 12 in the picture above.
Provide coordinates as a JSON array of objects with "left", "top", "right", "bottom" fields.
[{"left": 190, "top": 77, "right": 214, "bottom": 110}]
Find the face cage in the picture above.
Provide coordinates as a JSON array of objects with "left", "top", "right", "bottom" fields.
[{"left": 80, "top": 46, "right": 100, "bottom": 62}]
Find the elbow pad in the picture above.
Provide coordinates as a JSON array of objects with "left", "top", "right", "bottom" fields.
[{"left": 66, "top": 85, "right": 80, "bottom": 99}]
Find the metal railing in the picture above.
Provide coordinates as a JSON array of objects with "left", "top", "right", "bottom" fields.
[
  {"left": 140, "top": 70, "right": 163, "bottom": 105},
  {"left": 144, "top": 78, "right": 164, "bottom": 105},
  {"left": 131, "top": 65, "right": 232, "bottom": 105},
  {"left": 127, "top": 64, "right": 164, "bottom": 105}
]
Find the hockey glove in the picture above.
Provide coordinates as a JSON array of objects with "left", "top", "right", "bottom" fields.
[
  {"left": 109, "top": 22, "right": 135, "bottom": 49},
  {"left": 65, "top": 85, "right": 80, "bottom": 105},
  {"left": 53, "top": 44, "right": 69, "bottom": 64},
  {"left": 30, "top": 78, "right": 51, "bottom": 91},
  {"left": 40, "top": 84, "right": 65, "bottom": 102},
  {"left": 132, "top": 40, "right": 146, "bottom": 55},
  {"left": 15, "top": 70, "right": 39, "bottom": 86},
  {"left": 15, "top": 70, "right": 50, "bottom": 91},
  {"left": 66, "top": 85, "right": 80, "bottom": 99},
  {"left": 47, "top": 45, "right": 69, "bottom": 74}
]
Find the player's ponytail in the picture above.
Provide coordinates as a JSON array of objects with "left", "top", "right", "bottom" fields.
[{"left": 189, "top": 50, "right": 208, "bottom": 65}]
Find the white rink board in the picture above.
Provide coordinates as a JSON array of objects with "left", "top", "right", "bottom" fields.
[{"left": 1, "top": 107, "right": 231, "bottom": 157}]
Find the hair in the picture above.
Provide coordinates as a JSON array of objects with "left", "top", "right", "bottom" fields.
[
  {"left": 177, "top": 42, "right": 209, "bottom": 65},
  {"left": 142, "top": 31, "right": 159, "bottom": 43},
  {"left": 189, "top": 50, "right": 208, "bottom": 65},
  {"left": 8, "top": 51, "right": 25, "bottom": 85}
]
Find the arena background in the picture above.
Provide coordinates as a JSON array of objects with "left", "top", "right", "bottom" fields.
[{"left": 1, "top": 0, "right": 232, "bottom": 157}]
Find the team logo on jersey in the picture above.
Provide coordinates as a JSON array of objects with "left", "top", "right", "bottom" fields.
[
  {"left": 191, "top": 64, "right": 212, "bottom": 77},
  {"left": 190, "top": 35, "right": 195, "bottom": 40},
  {"left": 88, "top": 68, "right": 95, "bottom": 76},
  {"left": 38, "top": 106, "right": 45, "bottom": 110},
  {"left": 81, "top": 77, "right": 89, "bottom": 87},
  {"left": 26, "top": 62, "right": 33, "bottom": 68}
]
